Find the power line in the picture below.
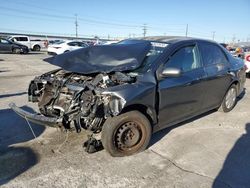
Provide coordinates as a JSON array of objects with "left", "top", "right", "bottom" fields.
[
  {"left": 0, "top": 6, "right": 73, "bottom": 19},
  {"left": 4, "top": 0, "right": 189, "bottom": 28},
  {"left": 0, "top": 12, "right": 73, "bottom": 23},
  {"left": 3, "top": 1, "right": 145, "bottom": 26},
  {"left": 0, "top": 5, "right": 142, "bottom": 29},
  {"left": 0, "top": 5, "right": 186, "bottom": 31}
]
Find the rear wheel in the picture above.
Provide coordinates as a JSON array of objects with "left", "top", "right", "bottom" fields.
[
  {"left": 101, "top": 111, "right": 152, "bottom": 157},
  {"left": 33, "top": 45, "right": 41, "bottom": 51},
  {"left": 219, "top": 84, "right": 237, "bottom": 112}
]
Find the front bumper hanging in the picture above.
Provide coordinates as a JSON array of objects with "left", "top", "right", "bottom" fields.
[{"left": 9, "top": 102, "right": 61, "bottom": 127}]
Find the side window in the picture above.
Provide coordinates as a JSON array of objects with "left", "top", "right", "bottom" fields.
[
  {"left": 165, "top": 45, "right": 200, "bottom": 72},
  {"left": 78, "top": 42, "right": 87, "bottom": 47},
  {"left": 199, "top": 43, "right": 228, "bottom": 66},
  {"left": 13, "top": 37, "right": 19, "bottom": 41},
  {"left": 19, "top": 37, "right": 28, "bottom": 41},
  {"left": 1, "top": 39, "right": 9, "bottom": 44},
  {"left": 68, "top": 42, "right": 77, "bottom": 46}
]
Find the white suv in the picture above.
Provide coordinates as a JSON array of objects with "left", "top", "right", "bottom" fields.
[{"left": 8, "top": 35, "right": 43, "bottom": 51}]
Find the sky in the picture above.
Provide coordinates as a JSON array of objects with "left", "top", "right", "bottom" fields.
[{"left": 0, "top": 0, "right": 249, "bottom": 42}]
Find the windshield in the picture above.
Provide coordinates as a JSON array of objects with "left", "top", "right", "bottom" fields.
[
  {"left": 0, "top": 38, "right": 11, "bottom": 44},
  {"left": 135, "top": 42, "right": 168, "bottom": 72}
]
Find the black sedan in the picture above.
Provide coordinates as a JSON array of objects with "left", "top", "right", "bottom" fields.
[
  {"left": 10, "top": 36, "right": 246, "bottom": 156},
  {"left": 0, "top": 38, "right": 29, "bottom": 54}
]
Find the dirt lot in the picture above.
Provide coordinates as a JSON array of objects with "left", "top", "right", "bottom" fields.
[{"left": 0, "top": 52, "right": 250, "bottom": 188}]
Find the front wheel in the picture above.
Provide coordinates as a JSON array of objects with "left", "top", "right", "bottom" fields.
[
  {"left": 219, "top": 84, "right": 237, "bottom": 112},
  {"left": 101, "top": 111, "right": 152, "bottom": 157},
  {"left": 12, "top": 48, "right": 20, "bottom": 54}
]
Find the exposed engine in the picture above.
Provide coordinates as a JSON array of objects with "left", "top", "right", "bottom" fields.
[{"left": 28, "top": 69, "right": 136, "bottom": 133}]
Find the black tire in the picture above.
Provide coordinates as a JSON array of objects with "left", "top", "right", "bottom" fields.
[
  {"left": 219, "top": 84, "right": 237, "bottom": 112},
  {"left": 246, "top": 73, "right": 250, "bottom": 78},
  {"left": 33, "top": 45, "right": 41, "bottom": 51},
  {"left": 101, "top": 111, "right": 152, "bottom": 157}
]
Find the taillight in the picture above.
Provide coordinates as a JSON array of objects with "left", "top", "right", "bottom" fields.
[{"left": 246, "top": 55, "right": 250, "bottom": 62}]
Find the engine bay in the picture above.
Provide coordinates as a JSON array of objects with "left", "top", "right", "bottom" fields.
[{"left": 28, "top": 69, "right": 137, "bottom": 133}]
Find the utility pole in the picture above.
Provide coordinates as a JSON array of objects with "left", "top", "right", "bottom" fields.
[
  {"left": 75, "top": 14, "right": 78, "bottom": 38},
  {"left": 232, "top": 34, "right": 236, "bottom": 45},
  {"left": 212, "top": 31, "right": 216, "bottom": 40},
  {"left": 185, "top": 24, "right": 188, "bottom": 37},
  {"left": 143, "top": 24, "right": 147, "bottom": 38}
]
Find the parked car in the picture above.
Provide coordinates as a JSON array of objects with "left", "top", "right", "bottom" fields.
[
  {"left": 244, "top": 51, "right": 250, "bottom": 77},
  {"left": 48, "top": 40, "right": 64, "bottom": 45},
  {"left": 220, "top": 43, "right": 228, "bottom": 48},
  {"left": 0, "top": 38, "right": 29, "bottom": 54},
  {"left": 47, "top": 41, "right": 88, "bottom": 55},
  {"left": 10, "top": 37, "right": 246, "bottom": 156},
  {"left": 7, "top": 35, "right": 44, "bottom": 51}
]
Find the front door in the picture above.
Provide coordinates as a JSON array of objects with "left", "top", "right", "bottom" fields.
[
  {"left": 0, "top": 39, "right": 12, "bottom": 52},
  {"left": 156, "top": 44, "right": 206, "bottom": 130}
]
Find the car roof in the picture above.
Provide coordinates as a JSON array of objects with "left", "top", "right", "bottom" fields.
[
  {"left": 137, "top": 36, "right": 216, "bottom": 44},
  {"left": 9, "top": 35, "right": 29, "bottom": 37}
]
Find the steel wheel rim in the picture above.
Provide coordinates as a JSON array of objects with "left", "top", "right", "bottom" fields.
[
  {"left": 114, "top": 121, "right": 146, "bottom": 153},
  {"left": 225, "top": 88, "right": 236, "bottom": 109}
]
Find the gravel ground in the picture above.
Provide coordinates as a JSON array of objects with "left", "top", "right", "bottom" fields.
[{"left": 0, "top": 52, "right": 250, "bottom": 188}]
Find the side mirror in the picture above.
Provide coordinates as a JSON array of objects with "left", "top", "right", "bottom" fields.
[{"left": 161, "top": 67, "right": 181, "bottom": 78}]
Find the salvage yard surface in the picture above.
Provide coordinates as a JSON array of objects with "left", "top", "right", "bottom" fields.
[{"left": 0, "top": 52, "right": 250, "bottom": 188}]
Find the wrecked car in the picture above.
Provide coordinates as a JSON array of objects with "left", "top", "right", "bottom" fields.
[{"left": 10, "top": 37, "right": 246, "bottom": 156}]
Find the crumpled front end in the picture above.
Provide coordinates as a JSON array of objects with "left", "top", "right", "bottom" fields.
[{"left": 11, "top": 69, "right": 137, "bottom": 133}]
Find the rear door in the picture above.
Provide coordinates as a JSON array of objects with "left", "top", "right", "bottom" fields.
[
  {"left": 198, "top": 42, "right": 232, "bottom": 110},
  {"left": 157, "top": 43, "right": 206, "bottom": 129}
]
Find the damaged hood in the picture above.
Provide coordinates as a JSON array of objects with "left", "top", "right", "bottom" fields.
[{"left": 49, "top": 40, "right": 151, "bottom": 74}]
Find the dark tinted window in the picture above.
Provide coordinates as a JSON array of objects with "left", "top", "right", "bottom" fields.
[
  {"left": 13, "top": 37, "right": 20, "bottom": 41},
  {"left": 77, "top": 42, "right": 88, "bottom": 47},
  {"left": 20, "top": 37, "right": 28, "bottom": 41},
  {"left": 165, "top": 46, "right": 200, "bottom": 72},
  {"left": 0, "top": 39, "right": 10, "bottom": 44},
  {"left": 68, "top": 42, "right": 78, "bottom": 46},
  {"left": 200, "top": 43, "right": 228, "bottom": 66},
  {"left": 13, "top": 37, "right": 28, "bottom": 41}
]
